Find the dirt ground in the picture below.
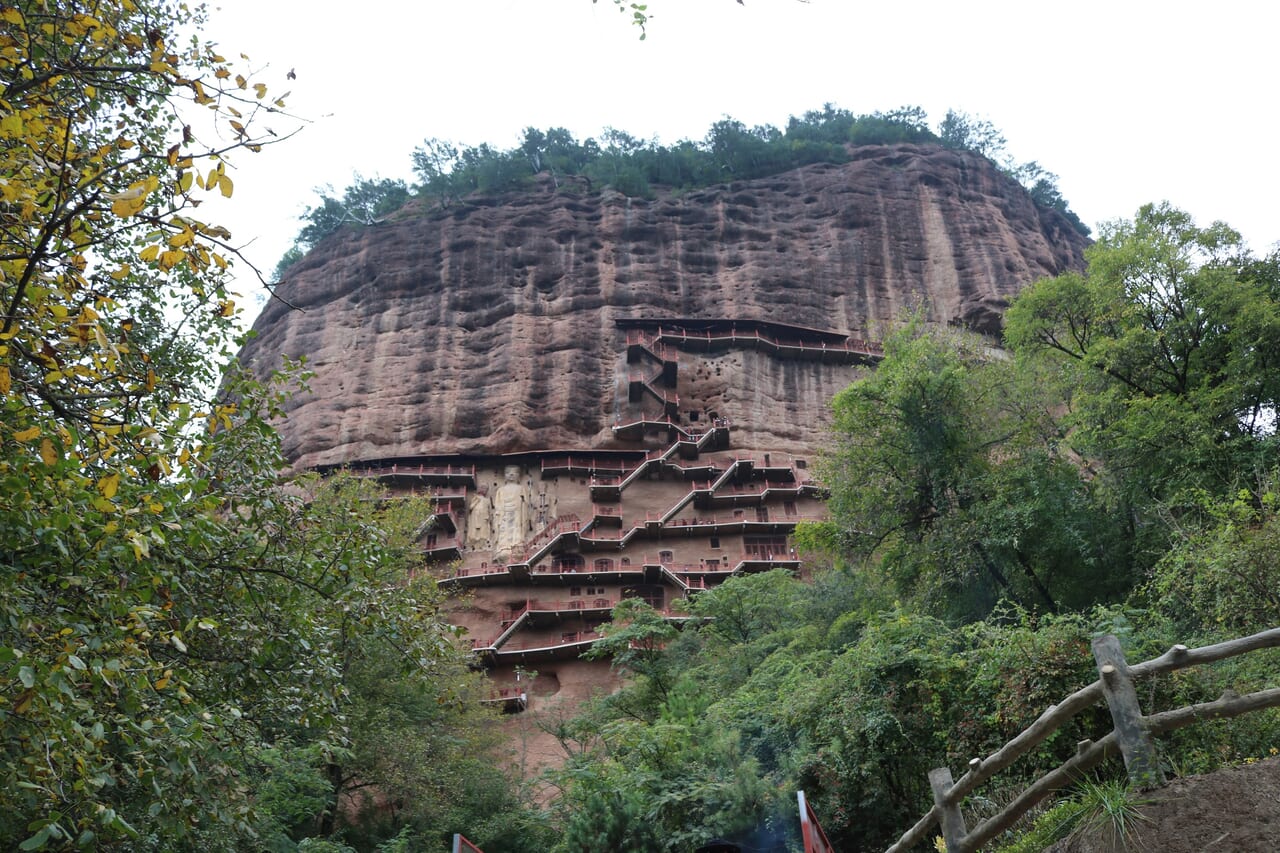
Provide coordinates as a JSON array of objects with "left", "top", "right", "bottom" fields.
[{"left": 1044, "top": 757, "right": 1280, "bottom": 852}]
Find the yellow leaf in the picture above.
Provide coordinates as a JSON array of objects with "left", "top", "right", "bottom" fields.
[
  {"left": 154, "top": 676, "right": 170, "bottom": 690},
  {"left": 214, "top": 67, "right": 229, "bottom": 79},
  {"left": 218, "top": 173, "right": 233, "bottom": 198},
  {"left": 0, "top": 366, "right": 9, "bottom": 394},
  {"left": 0, "top": 8, "right": 23, "bottom": 24},
  {"left": 111, "top": 194, "right": 146, "bottom": 217},
  {"left": 14, "top": 426, "right": 40, "bottom": 442},
  {"left": 44, "top": 370, "right": 63, "bottom": 384},
  {"left": 139, "top": 244, "right": 160, "bottom": 263},
  {"left": 39, "top": 439, "right": 57, "bottom": 466},
  {"left": 98, "top": 472, "right": 120, "bottom": 499},
  {"left": 234, "top": 74, "right": 246, "bottom": 88},
  {"left": 178, "top": 171, "right": 193, "bottom": 193},
  {"left": 253, "top": 82, "right": 267, "bottom": 99},
  {"left": 0, "top": 114, "right": 21, "bottom": 136}
]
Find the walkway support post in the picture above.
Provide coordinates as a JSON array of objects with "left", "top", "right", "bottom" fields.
[
  {"left": 928, "top": 766, "right": 966, "bottom": 852},
  {"left": 1091, "top": 634, "right": 1165, "bottom": 788}
]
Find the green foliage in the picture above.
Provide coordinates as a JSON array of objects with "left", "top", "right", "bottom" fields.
[
  {"left": 939, "top": 109, "right": 1007, "bottom": 158},
  {"left": 1006, "top": 203, "right": 1280, "bottom": 516},
  {"left": 273, "top": 244, "right": 307, "bottom": 281},
  {"left": 297, "top": 176, "right": 411, "bottom": 248},
  {"left": 1147, "top": 485, "right": 1280, "bottom": 634},
  {"left": 994, "top": 777, "right": 1150, "bottom": 853},
  {"left": 820, "top": 322, "right": 1132, "bottom": 619}
]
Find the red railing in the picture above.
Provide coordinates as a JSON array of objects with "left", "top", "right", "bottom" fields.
[
  {"left": 452, "top": 565, "right": 507, "bottom": 578},
  {"left": 520, "top": 514, "right": 582, "bottom": 561},
  {"left": 501, "top": 598, "right": 618, "bottom": 622},
  {"left": 355, "top": 463, "right": 476, "bottom": 479},
  {"left": 646, "top": 326, "right": 884, "bottom": 359},
  {"left": 644, "top": 512, "right": 819, "bottom": 529},
  {"left": 541, "top": 455, "right": 629, "bottom": 473},
  {"left": 497, "top": 630, "right": 602, "bottom": 652},
  {"left": 452, "top": 833, "right": 485, "bottom": 853}
]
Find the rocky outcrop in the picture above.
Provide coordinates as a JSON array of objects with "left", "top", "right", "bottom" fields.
[{"left": 237, "top": 143, "right": 1087, "bottom": 469}]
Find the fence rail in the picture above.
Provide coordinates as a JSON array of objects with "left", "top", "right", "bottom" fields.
[{"left": 887, "top": 626, "right": 1280, "bottom": 853}]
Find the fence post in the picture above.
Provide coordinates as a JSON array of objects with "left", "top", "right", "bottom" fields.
[
  {"left": 928, "top": 766, "right": 966, "bottom": 852},
  {"left": 1091, "top": 634, "right": 1165, "bottom": 788}
]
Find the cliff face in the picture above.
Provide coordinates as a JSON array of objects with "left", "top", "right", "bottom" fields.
[{"left": 238, "top": 143, "right": 1087, "bottom": 469}]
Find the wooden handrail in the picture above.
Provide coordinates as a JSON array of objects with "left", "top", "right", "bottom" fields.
[{"left": 887, "top": 626, "right": 1280, "bottom": 853}]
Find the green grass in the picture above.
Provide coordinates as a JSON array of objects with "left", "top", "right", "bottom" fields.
[{"left": 994, "top": 777, "right": 1152, "bottom": 853}]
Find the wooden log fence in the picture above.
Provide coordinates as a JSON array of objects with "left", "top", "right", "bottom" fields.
[{"left": 887, "top": 626, "right": 1280, "bottom": 853}]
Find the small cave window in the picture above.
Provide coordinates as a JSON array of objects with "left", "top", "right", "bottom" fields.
[
  {"left": 594, "top": 558, "right": 615, "bottom": 572},
  {"left": 658, "top": 550, "right": 674, "bottom": 565},
  {"left": 710, "top": 537, "right": 721, "bottom": 549},
  {"left": 620, "top": 556, "right": 631, "bottom": 567},
  {"left": 689, "top": 411, "right": 700, "bottom": 422},
  {"left": 796, "top": 459, "right": 808, "bottom": 469}
]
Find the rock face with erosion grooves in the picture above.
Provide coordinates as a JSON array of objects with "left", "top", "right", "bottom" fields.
[
  {"left": 239, "top": 143, "right": 1087, "bottom": 471},
  {"left": 236, "top": 142, "right": 1090, "bottom": 777}
]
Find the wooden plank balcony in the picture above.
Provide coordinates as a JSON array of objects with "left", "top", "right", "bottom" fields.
[
  {"left": 590, "top": 503, "right": 624, "bottom": 526},
  {"left": 436, "top": 564, "right": 511, "bottom": 588},
  {"left": 479, "top": 686, "right": 528, "bottom": 713},
  {"left": 423, "top": 536, "right": 460, "bottom": 562}
]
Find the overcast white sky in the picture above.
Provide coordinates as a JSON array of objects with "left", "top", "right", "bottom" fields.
[{"left": 200, "top": 0, "right": 1278, "bottom": 312}]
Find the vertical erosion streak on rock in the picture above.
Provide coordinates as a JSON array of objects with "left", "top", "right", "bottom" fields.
[
  {"left": 920, "top": 185, "right": 962, "bottom": 324},
  {"left": 234, "top": 144, "right": 1090, "bottom": 468}
]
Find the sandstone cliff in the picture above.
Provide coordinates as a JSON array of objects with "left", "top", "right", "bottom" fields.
[{"left": 238, "top": 143, "right": 1088, "bottom": 469}]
